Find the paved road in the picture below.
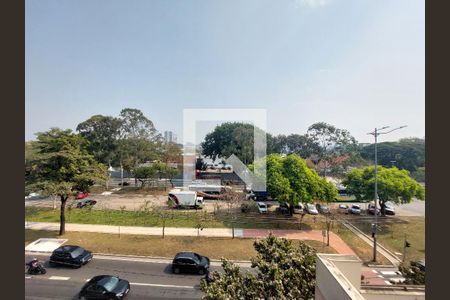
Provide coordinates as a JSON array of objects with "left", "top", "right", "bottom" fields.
[{"left": 25, "top": 253, "right": 239, "bottom": 299}]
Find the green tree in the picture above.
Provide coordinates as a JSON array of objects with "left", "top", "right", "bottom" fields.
[
  {"left": 76, "top": 115, "right": 122, "bottom": 164},
  {"left": 201, "top": 234, "right": 317, "bottom": 299},
  {"left": 399, "top": 263, "right": 425, "bottom": 285},
  {"left": 25, "top": 128, "right": 107, "bottom": 235},
  {"left": 360, "top": 138, "right": 425, "bottom": 173},
  {"left": 201, "top": 122, "right": 270, "bottom": 165},
  {"left": 270, "top": 134, "right": 320, "bottom": 158},
  {"left": 266, "top": 154, "right": 337, "bottom": 215},
  {"left": 342, "top": 166, "right": 425, "bottom": 214}
]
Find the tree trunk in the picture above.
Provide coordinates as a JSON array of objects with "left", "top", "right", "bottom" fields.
[{"left": 59, "top": 195, "right": 68, "bottom": 235}]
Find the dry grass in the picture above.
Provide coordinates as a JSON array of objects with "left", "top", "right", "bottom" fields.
[
  {"left": 333, "top": 223, "right": 390, "bottom": 265},
  {"left": 25, "top": 230, "right": 337, "bottom": 261}
]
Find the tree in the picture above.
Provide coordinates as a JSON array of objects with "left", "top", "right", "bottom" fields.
[
  {"left": 196, "top": 157, "right": 207, "bottom": 171},
  {"left": 307, "top": 122, "right": 359, "bottom": 176},
  {"left": 113, "top": 108, "right": 164, "bottom": 185},
  {"left": 265, "top": 154, "right": 337, "bottom": 215},
  {"left": 118, "top": 108, "right": 160, "bottom": 141},
  {"left": 360, "top": 138, "right": 425, "bottom": 173},
  {"left": 270, "top": 134, "right": 319, "bottom": 158},
  {"left": 342, "top": 166, "right": 425, "bottom": 214},
  {"left": 398, "top": 263, "right": 425, "bottom": 285},
  {"left": 201, "top": 234, "right": 317, "bottom": 299},
  {"left": 201, "top": 122, "right": 269, "bottom": 165},
  {"left": 76, "top": 115, "right": 122, "bottom": 164},
  {"left": 25, "top": 128, "right": 107, "bottom": 235}
]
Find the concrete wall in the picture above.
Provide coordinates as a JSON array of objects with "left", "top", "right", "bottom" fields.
[
  {"left": 361, "top": 290, "right": 425, "bottom": 300},
  {"left": 315, "top": 255, "right": 365, "bottom": 300}
]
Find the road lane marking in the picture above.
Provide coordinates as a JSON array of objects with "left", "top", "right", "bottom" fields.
[
  {"left": 25, "top": 276, "right": 31, "bottom": 279},
  {"left": 380, "top": 271, "right": 397, "bottom": 275},
  {"left": 48, "top": 276, "right": 70, "bottom": 280},
  {"left": 130, "top": 282, "right": 195, "bottom": 289}
]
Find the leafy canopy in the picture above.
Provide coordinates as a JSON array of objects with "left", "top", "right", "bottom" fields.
[
  {"left": 201, "top": 234, "right": 317, "bottom": 300},
  {"left": 265, "top": 154, "right": 337, "bottom": 206},
  {"left": 342, "top": 166, "right": 425, "bottom": 204}
]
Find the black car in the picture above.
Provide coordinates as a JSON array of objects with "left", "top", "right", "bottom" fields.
[
  {"left": 79, "top": 275, "right": 130, "bottom": 300},
  {"left": 172, "top": 252, "right": 210, "bottom": 275},
  {"left": 49, "top": 245, "right": 93, "bottom": 268},
  {"left": 76, "top": 199, "right": 97, "bottom": 208}
]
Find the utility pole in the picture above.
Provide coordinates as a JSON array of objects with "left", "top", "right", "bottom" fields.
[{"left": 368, "top": 125, "right": 407, "bottom": 263}]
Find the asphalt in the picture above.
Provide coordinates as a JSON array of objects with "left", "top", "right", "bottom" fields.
[{"left": 24, "top": 253, "right": 244, "bottom": 299}]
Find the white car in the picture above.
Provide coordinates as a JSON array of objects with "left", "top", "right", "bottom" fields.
[
  {"left": 293, "top": 204, "right": 304, "bottom": 214},
  {"left": 257, "top": 202, "right": 268, "bottom": 214},
  {"left": 305, "top": 203, "right": 318, "bottom": 215}
]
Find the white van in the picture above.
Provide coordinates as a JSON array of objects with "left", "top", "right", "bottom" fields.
[{"left": 168, "top": 190, "right": 204, "bottom": 209}]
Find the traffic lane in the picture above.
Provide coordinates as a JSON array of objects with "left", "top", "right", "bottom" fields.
[
  {"left": 25, "top": 276, "right": 203, "bottom": 300},
  {"left": 25, "top": 253, "right": 254, "bottom": 286},
  {"left": 25, "top": 254, "right": 212, "bottom": 287}
]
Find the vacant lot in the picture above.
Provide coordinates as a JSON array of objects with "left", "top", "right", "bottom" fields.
[{"left": 25, "top": 230, "right": 337, "bottom": 261}]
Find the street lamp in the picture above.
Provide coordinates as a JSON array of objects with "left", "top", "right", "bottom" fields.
[{"left": 368, "top": 125, "right": 407, "bottom": 263}]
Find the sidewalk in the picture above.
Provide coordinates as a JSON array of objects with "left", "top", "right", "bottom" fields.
[{"left": 25, "top": 221, "right": 355, "bottom": 255}]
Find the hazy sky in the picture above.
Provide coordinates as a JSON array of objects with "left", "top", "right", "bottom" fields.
[{"left": 26, "top": 0, "right": 424, "bottom": 143}]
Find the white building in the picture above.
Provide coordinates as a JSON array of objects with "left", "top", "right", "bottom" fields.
[{"left": 315, "top": 254, "right": 425, "bottom": 300}]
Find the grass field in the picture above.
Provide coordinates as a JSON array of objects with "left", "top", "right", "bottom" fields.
[
  {"left": 332, "top": 222, "right": 390, "bottom": 265},
  {"left": 25, "top": 230, "right": 337, "bottom": 261},
  {"left": 25, "top": 207, "right": 327, "bottom": 231},
  {"left": 354, "top": 216, "right": 425, "bottom": 263}
]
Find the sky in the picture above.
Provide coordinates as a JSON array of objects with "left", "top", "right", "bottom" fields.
[{"left": 26, "top": 0, "right": 425, "bottom": 144}]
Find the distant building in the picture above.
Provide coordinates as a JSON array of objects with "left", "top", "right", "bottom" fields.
[{"left": 164, "top": 131, "right": 177, "bottom": 143}]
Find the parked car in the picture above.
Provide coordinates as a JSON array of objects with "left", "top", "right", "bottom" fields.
[
  {"left": 172, "top": 252, "right": 210, "bottom": 275},
  {"left": 316, "top": 203, "right": 330, "bottom": 214},
  {"left": 383, "top": 202, "right": 396, "bottom": 215},
  {"left": 348, "top": 204, "right": 362, "bottom": 215},
  {"left": 276, "top": 203, "right": 290, "bottom": 215},
  {"left": 305, "top": 203, "right": 318, "bottom": 215},
  {"left": 76, "top": 199, "right": 97, "bottom": 208},
  {"left": 293, "top": 203, "right": 304, "bottom": 214},
  {"left": 49, "top": 245, "right": 93, "bottom": 268},
  {"left": 367, "top": 203, "right": 381, "bottom": 215},
  {"left": 25, "top": 192, "right": 43, "bottom": 200},
  {"left": 76, "top": 191, "right": 89, "bottom": 199},
  {"left": 257, "top": 202, "right": 268, "bottom": 214},
  {"left": 78, "top": 275, "right": 130, "bottom": 300}
]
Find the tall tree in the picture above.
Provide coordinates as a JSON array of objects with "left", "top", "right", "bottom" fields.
[
  {"left": 119, "top": 108, "right": 161, "bottom": 141},
  {"left": 76, "top": 115, "right": 122, "bottom": 164},
  {"left": 307, "top": 122, "right": 358, "bottom": 176},
  {"left": 201, "top": 122, "right": 269, "bottom": 165},
  {"left": 342, "top": 166, "right": 425, "bottom": 214},
  {"left": 25, "top": 128, "right": 107, "bottom": 235},
  {"left": 201, "top": 234, "right": 317, "bottom": 299}
]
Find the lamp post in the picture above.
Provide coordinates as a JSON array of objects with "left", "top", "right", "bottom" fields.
[{"left": 368, "top": 125, "right": 407, "bottom": 263}]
